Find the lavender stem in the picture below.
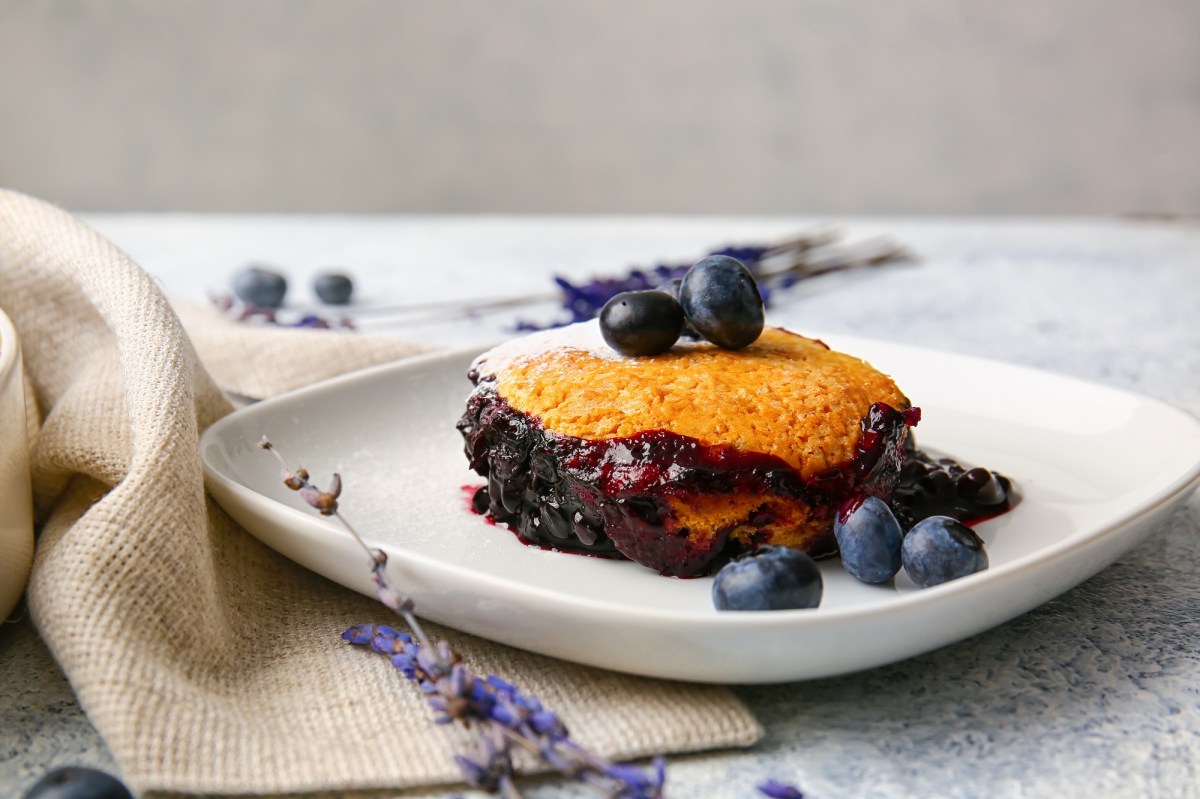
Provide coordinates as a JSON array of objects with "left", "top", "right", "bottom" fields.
[{"left": 260, "top": 437, "right": 669, "bottom": 798}]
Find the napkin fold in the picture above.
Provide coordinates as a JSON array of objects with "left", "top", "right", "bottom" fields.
[{"left": 0, "top": 190, "right": 762, "bottom": 796}]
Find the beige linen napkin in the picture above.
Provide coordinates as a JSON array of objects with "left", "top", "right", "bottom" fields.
[{"left": 0, "top": 190, "right": 762, "bottom": 796}]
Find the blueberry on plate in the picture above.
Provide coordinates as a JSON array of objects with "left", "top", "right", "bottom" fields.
[
  {"left": 599, "top": 290, "right": 685, "bottom": 356},
  {"left": 232, "top": 265, "right": 288, "bottom": 308},
  {"left": 712, "top": 545, "right": 823, "bottom": 611},
  {"left": 313, "top": 271, "right": 354, "bottom": 305},
  {"left": 22, "top": 766, "right": 133, "bottom": 799},
  {"left": 835, "top": 496, "right": 904, "bottom": 584},
  {"left": 901, "top": 515, "right": 989, "bottom": 588},
  {"left": 955, "top": 466, "right": 1007, "bottom": 506},
  {"left": 678, "top": 255, "right": 764, "bottom": 350}
]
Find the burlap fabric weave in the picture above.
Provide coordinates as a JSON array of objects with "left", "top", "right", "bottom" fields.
[{"left": 0, "top": 190, "right": 762, "bottom": 796}]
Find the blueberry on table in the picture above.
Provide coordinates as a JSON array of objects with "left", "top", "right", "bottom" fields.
[
  {"left": 835, "top": 496, "right": 904, "bottom": 584},
  {"left": 599, "top": 290, "right": 685, "bottom": 356},
  {"left": 712, "top": 545, "right": 823, "bottom": 611},
  {"left": 902, "top": 515, "right": 989, "bottom": 588},
  {"left": 313, "top": 271, "right": 354, "bottom": 305},
  {"left": 678, "top": 255, "right": 765, "bottom": 349},
  {"left": 232, "top": 265, "right": 288, "bottom": 308},
  {"left": 22, "top": 767, "right": 133, "bottom": 799}
]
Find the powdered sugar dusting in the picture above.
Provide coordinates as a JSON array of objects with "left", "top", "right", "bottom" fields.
[{"left": 471, "top": 320, "right": 712, "bottom": 380}]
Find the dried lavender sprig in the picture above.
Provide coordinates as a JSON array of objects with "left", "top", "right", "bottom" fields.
[
  {"left": 211, "top": 293, "right": 358, "bottom": 330},
  {"left": 258, "top": 437, "right": 667, "bottom": 798},
  {"left": 258, "top": 437, "right": 431, "bottom": 644},
  {"left": 213, "top": 289, "right": 559, "bottom": 331},
  {"left": 757, "top": 778, "right": 805, "bottom": 798},
  {"left": 215, "top": 229, "right": 910, "bottom": 331},
  {"left": 517, "top": 231, "right": 911, "bottom": 330},
  {"left": 340, "top": 621, "right": 666, "bottom": 798}
]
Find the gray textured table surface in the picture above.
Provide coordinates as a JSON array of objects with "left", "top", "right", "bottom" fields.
[{"left": 3, "top": 216, "right": 1198, "bottom": 798}]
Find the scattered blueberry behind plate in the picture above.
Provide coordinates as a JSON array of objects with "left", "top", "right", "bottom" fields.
[
  {"left": 22, "top": 767, "right": 133, "bottom": 799},
  {"left": 712, "top": 545, "right": 823, "bottom": 611},
  {"left": 678, "top": 255, "right": 765, "bottom": 350},
  {"left": 902, "top": 516, "right": 989, "bottom": 588},
  {"left": 313, "top": 271, "right": 354, "bottom": 305},
  {"left": 834, "top": 496, "right": 904, "bottom": 584},
  {"left": 232, "top": 265, "right": 288, "bottom": 308},
  {"left": 598, "top": 290, "right": 685, "bottom": 356}
]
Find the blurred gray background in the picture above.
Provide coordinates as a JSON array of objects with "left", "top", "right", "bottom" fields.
[{"left": 1, "top": 0, "right": 1197, "bottom": 214}]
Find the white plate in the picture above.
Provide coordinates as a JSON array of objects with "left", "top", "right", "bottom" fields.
[{"left": 200, "top": 333, "right": 1200, "bottom": 683}]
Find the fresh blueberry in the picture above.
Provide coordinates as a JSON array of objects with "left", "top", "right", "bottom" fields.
[
  {"left": 902, "top": 516, "right": 989, "bottom": 588},
  {"left": 599, "top": 290, "right": 685, "bottom": 356},
  {"left": 313, "top": 272, "right": 354, "bottom": 305},
  {"left": 678, "top": 255, "right": 764, "bottom": 349},
  {"left": 955, "top": 466, "right": 1007, "bottom": 506},
  {"left": 232, "top": 265, "right": 287, "bottom": 308},
  {"left": 712, "top": 545, "right": 823, "bottom": 611},
  {"left": 655, "top": 278, "right": 702, "bottom": 339},
  {"left": 834, "top": 496, "right": 904, "bottom": 584},
  {"left": 22, "top": 766, "right": 133, "bottom": 799}
]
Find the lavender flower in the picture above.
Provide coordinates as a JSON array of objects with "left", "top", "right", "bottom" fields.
[
  {"left": 259, "top": 437, "right": 667, "bottom": 798},
  {"left": 514, "top": 232, "right": 907, "bottom": 331},
  {"left": 758, "top": 779, "right": 805, "bottom": 798}
]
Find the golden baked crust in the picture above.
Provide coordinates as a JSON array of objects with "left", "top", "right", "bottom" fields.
[{"left": 483, "top": 327, "right": 908, "bottom": 481}]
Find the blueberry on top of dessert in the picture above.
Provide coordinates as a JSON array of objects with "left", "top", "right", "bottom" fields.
[{"left": 457, "top": 321, "right": 916, "bottom": 577}]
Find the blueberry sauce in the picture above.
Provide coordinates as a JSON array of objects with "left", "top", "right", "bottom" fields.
[
  {"left": 890, "top": 436, "right": 1017, "bottom": 529},
  {"left": 458, "top": 382, "right": 920, "bottom": 576}
]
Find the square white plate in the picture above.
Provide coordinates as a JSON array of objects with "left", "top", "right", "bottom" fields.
[{"left": 200, "top": 333, "right": 1200, "bottom": 683}]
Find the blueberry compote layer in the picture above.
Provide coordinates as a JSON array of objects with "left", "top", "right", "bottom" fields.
[{"left": 457, "top": 384, "right": 916, "bottom": 577}]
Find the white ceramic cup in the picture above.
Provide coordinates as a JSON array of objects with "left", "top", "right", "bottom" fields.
[{"left": 0, "top": 308, "right": 33, "bottom": 624}]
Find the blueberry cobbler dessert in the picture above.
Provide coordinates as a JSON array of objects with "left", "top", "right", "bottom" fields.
[
  {"left": 458, "top": 256, "right": 1014, "bottom": 597},
  {"left": 459, "top": 320, "right": 921, "bottom": 577}
]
